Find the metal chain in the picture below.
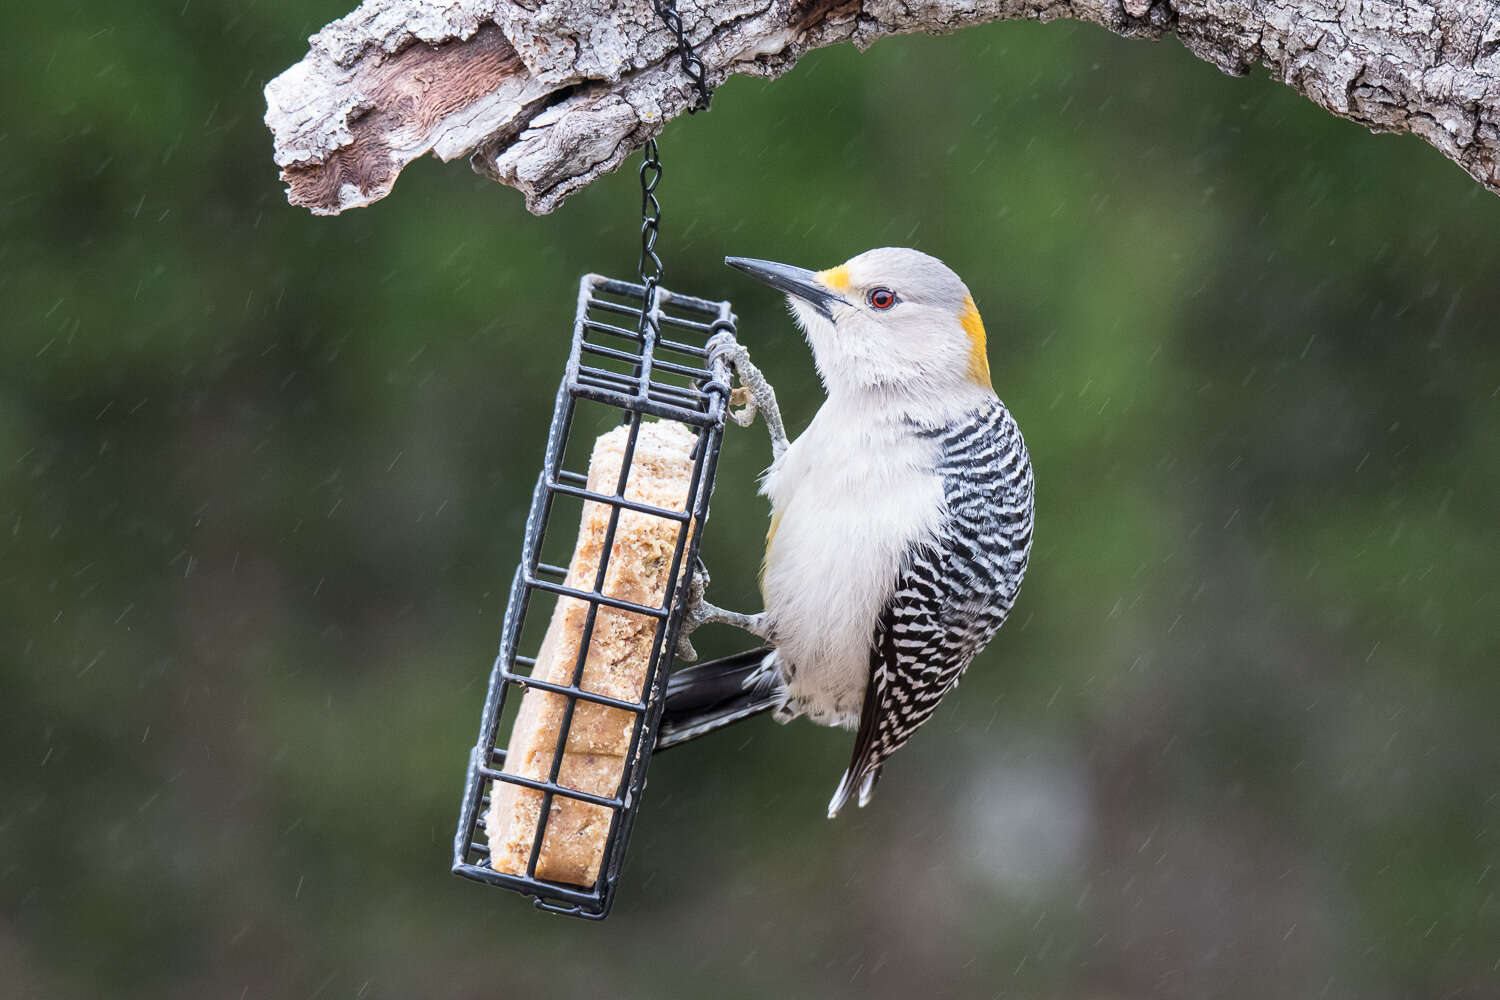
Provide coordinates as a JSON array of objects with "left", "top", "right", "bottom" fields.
[
  {"left": 636, "top": 0, "right": 711, "bottom": 338},
  {"left": 652, "top": 0, "right": 712, "bottom": 113},
  {"left": 636, "top": 138, "right": 664, "bottom": 338}
]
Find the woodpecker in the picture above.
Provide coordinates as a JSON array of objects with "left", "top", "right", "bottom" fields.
[{"left": 664, "top": 247, "right": 1035, "bottom": 818}]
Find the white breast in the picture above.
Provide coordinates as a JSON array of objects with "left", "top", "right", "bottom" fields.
[{"left": 759, "top": 395, "right": 946, "bottom": 727}]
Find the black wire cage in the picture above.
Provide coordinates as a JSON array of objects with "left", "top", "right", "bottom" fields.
[{"left": 451, "top": 274, "right": 736, "bottom": 919}]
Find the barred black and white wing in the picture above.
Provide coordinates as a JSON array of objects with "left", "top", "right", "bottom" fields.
[{"left": 827, "top": 398, "right": 1034, "bottom": 817}]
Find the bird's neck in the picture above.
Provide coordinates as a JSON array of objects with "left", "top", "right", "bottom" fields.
[{"left": 824, "top": 377, "right": 997, "bottom": 430}]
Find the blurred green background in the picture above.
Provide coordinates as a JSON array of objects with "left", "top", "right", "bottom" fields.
[{"left": 4, "top": 2, "right": 1499, "bottom": 997}]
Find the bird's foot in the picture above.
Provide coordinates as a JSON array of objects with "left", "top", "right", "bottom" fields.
[
  {"left": 706, "top": 333, "right": 789, "bottom": 461},
  {"left": 676, "top": 562, "right": 771, "bottom": 662},
  {"left": 691, "top": 601, "right": 769, "bottom": 639}
]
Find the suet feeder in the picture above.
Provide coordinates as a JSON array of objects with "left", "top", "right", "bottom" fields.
[{"left": 451, "top": 274, "right": 738, "bottom": 919}]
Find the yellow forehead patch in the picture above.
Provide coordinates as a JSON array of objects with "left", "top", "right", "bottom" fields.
[
  {"left": 960, "top": 295, "right": 992, "bottom": 389},
  {"left": 817, "top": 265, "right": 852, "bottom": 292}
]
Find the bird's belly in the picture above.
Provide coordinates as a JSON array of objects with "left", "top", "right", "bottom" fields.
[{"left": 761, "top": 442, "right": 944, "bottom": 727}]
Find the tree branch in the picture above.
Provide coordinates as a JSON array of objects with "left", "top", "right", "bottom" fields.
[{"left": 264, "top": 0, "right": 1500, "bottom": 215}]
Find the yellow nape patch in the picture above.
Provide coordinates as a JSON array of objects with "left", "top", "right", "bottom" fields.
[
  {"left": 960, "top": 295, "right": 992, "bottom": 389},
  {"left": 817, "top": 265, "right": 852, "bottom": 292}
]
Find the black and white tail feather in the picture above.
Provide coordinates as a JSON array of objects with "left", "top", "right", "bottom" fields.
[
  {"left": 825, "top": 618, "right": 898, "bottom": 817},
  {"left": 657, "top": 647, "right": 783, "bottom": 749}
]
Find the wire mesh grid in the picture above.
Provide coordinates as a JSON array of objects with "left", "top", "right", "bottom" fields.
[{"left": 452, "top": 274, "right": 735, "bottom": 918}]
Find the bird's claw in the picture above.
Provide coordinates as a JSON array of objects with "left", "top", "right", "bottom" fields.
[
  {"left": 706, "top": 333, "right": 758, "bottom": 428},
  {"left": 705, "top": 333, "right": 788, "bottom": 457},
  {"left": 675, "top": 566, "right": 710, "bottom": 663}
]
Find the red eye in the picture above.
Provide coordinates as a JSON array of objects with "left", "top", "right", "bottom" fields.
[{"left": 868, "top": 288, "right": 896, "bottom": 310}]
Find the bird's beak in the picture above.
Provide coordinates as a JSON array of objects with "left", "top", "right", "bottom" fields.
[{"left": 724, "top": 256, "right": 841, "bottom": 320}]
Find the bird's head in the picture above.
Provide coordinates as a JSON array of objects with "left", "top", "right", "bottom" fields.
[{"left": 725, "top": 247, "right": 993, "bottom": 410}]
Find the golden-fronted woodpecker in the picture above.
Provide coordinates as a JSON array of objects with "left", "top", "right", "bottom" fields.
[{"left": 664, "top": 247, "right": 1035, "bottom": 818}]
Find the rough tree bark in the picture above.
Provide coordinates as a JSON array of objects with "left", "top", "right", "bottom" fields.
[{"left": 264, "top": 0, "right": 1500, "bottom": 216}]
